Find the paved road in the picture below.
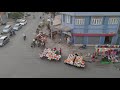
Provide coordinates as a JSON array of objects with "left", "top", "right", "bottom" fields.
[{"left": 0, "top": 12, "right": 120, "bottom": 78}]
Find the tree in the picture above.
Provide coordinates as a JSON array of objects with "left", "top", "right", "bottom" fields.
[
  {"left": 8, "top": 12, "right": 24, "bottom": 19},
  {"left": 50, "top": 12, "right": 56, "bottom": 18}
]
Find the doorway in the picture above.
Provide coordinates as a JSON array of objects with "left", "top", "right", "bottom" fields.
[{"left": 104, "top": 36, "right": 112, "bottom": 44}]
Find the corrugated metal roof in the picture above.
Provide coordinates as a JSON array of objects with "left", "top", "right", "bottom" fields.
[{"left": 61, "top": 12, "right": 120, "bottom": 16}]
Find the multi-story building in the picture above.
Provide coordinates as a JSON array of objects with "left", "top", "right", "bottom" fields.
[{"left": 60, "top": 12, "right": 120, "bottom": 45}]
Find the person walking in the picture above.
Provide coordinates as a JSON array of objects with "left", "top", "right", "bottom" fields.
[
  {"left": 23, "top": 33, "right": 26, "bottom": 40},
  {"left": 33, "top": 38, "right": 36, "bottom": 47}
]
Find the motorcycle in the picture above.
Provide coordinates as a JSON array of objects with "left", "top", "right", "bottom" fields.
[{"left": 79, "top": 44, "right": 87, "bottom": 49}]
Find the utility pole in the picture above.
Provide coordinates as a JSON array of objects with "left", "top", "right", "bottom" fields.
[
  {"left": 47, "top": 16, "right": 53, "bottom": 39},
  {"left": 50, "top": 18, "right": 53, "bottom": 39}
]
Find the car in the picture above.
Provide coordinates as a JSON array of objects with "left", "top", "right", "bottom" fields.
[
  {"left": 2, "top": 25, "right": 12, "bottom": 34},
  {"left": 0, "top": 35, "right": 10, "bottom": 46},
  {"left": 13, "top": 23, "right": 22, "bottom": 31},
  {"left": 19, "top": 19, "right": 27, "bottom": 26},
  {"left": 25, "top": 13, "right": 31, "bottom": 17},
  {"left": 16, "top": 19, "right": 22, "bottom": 23}
]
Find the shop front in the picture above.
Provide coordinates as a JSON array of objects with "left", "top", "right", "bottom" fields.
[{"left": 72, "top": 33, "right": 116, "bottom": 45}]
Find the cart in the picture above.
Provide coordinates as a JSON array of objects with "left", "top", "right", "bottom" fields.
[
  {"left": 35, "top": 33, "right": 47, "bottom": 47},
  {"left": 64, "top": 54, "right": 85, "bottom": 68},
  {"left": 39, "top": 48, "right": 62, "bottom": 61}
]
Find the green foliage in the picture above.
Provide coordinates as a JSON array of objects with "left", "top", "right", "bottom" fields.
[{"left": 8, "top": 12, "right": 24, "bottom": 19}]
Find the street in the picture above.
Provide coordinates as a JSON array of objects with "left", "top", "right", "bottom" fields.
[{"left": 0, "top": 12, "right": 120, "bottom": 78}]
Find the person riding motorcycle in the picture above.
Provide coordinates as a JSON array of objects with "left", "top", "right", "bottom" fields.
[{"left": 9, "top": 31, "right": 12, "bottom": 36}]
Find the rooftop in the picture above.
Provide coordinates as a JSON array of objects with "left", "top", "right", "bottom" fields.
[
  {"left": 61, "top": 12, "right": 120, "bottom": 16},
  {"left": 53, "top": 15, "right": 61, "bottom": 26}
]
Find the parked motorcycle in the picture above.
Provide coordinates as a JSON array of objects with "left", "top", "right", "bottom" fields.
[{"left": 79, "top": 44, "right": 87, "bottom": 49}]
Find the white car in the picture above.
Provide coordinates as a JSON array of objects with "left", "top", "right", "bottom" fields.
[
  {"left": 19, "top": 19, "right": 27, "bottom": 26},
  {"left": 2, "top": 25, "right": 12, "bottom": 33},
  {"left": 13, "top": 23, "right": 22, "bottom": 31},
  {"left": 0, "top": 35, "right": 10, "bottom": 46}
]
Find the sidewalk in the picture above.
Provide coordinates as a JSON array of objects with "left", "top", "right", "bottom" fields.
[
  {"left": 40, "top": 14, "right": 96, "bottom": 59},
  {"left": 41, "top": 26, "right": 95, "bottom": 58}
]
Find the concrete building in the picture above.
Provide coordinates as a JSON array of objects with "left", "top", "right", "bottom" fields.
[
  {"left": 60, "top": 12, "right": 120, "bottom": 45},
  {"left": 0, "top": 12, "right": 8, "bottom": 25}
]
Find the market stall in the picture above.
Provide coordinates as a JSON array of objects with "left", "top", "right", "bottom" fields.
[
  {"left": 93, "top": 45, "right": 120, "bottom": 64},
  {"left": 64, "top": 53, "right": 85, "bottom": 68},
  {"left": 35, "top": 32, "right": 47, "bottom": 47},
  {"left": 39, "top": 48, "right": 62, "bottom": 61}
]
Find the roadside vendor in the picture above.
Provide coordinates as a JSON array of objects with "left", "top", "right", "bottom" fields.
[
  {"left": 91, "top": 53, "right": 95, "bottom": 62},
  {"left": 59, "top": 48, "right": 62, "bottom": 55},
  {"left": 53, "top": 48, "right": 57, "bottom": 51}
]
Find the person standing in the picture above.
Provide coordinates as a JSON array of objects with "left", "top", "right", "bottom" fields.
[
  {"left": 59, "top": 48, "right": 62, "bottom": 55},
  {"left": 32, "top": 38, "right": 36, "bottom": 47}
]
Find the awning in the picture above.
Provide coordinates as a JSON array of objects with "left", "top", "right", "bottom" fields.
[
  {"left": 72, "top": 33, "right": 116, "bottom": 37},
  {"left": 54, "top": 25, "right": 62, "bottom": 30},
  {"left": 61, "top": 26, "right": 72, "bottom": 32},
  {"left": 62, "top": 32, "right": 72, "bottom": 36}
]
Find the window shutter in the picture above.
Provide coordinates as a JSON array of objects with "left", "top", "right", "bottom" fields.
[{"left": 108, "top": 17, "right": 119, "bottom": 25}]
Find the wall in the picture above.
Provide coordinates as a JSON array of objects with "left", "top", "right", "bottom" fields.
[{"left": 61, "top": 14, "right": 120, "bottom": 45}]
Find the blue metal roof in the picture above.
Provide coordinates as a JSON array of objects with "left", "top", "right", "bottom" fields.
[{"left": 61, "top": 12, "right": 120, "bottom": 16}]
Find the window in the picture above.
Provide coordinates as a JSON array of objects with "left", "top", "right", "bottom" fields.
[
  {"left": 70, "top": 16, "right": 72, "bottom": 24},
  {"left": 108, "top": 17, "right": 119, "bottom": 25},
  {"left": 75, "top": 17, "right": 85, "bottom": 25},
  {"left": 63, "top": 14, "right": 65, "bottom": 22},
  {"left": 66, "top": 15, "right": 71, "bottom": 24},
  {"left": 91, "top": 17, "right": 103, "bottom": 25}
]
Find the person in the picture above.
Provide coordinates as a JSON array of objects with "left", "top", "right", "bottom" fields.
[
  {"left": 91, "top": 53, "right": 95, "bottom": 62},
  {"left": 67, "top": 37, "right": 70, "bottom": 44},
  {"left": 53, "top": 47, "right": 57, "bottom": 51},
  {"left": 59, "top": 38, "right": 62, "bottom": 43},
  {"left": 40, "top": 16, "right": 41, "bottom": 19},
  {"left": 59, "top": 48, "right": 62, "bottom": 55},
  {"left": 23, "top": 33, "right": 26, "bottom": 40},
  {"left": 37, "top": 41, "right": 40, "bottom": 47},
  {"left": 9, "top": 31, "right": 12, "bottom": 36},
  {"left": 13, "top": 30, "right": 16, "bottom": 35},
  {"left": 32, "top": 38, "right": 36, "bottom": 47}
]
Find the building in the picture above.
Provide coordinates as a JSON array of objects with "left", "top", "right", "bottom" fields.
[
  {"left": 0, "top": 12, "right": 8, "bottom": 25},
  {"left": 60, "top": 12, "right": 120, "bottom": 45}
]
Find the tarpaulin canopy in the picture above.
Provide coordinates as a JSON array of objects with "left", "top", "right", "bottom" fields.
[
  {"left": 62, "top": 31, "right": 72, "bottom": 36},
  {"left": 61, "top": 26, "right": 72, "bottom": 32}
]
